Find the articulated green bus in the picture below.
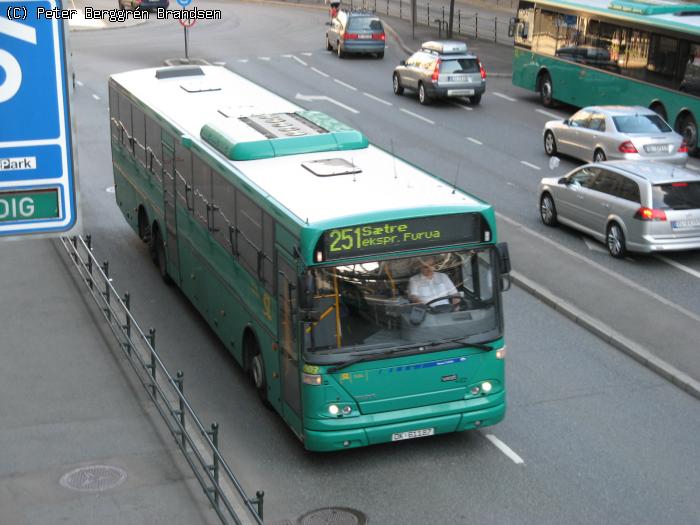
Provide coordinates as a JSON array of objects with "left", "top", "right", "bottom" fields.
[
  {"left": 512, "top": 0, "right": 700, "bottom": 154},
  {"left": 108, "top": 65, "right": 511, "bottom": 451}
]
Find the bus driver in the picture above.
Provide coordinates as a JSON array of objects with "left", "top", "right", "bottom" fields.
[{"left": 408, "top": 255, "right": 461, "bottom": 309}]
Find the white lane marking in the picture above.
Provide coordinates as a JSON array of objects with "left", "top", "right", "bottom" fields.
[
  {"left": 311, "top": 67, "right": 330, "bottom": 77},
  {"left": 656, "top": 255, "right": 700, "bottom": 280},
  {"left": 237, "top": 59, "right": 249, "bottom": 63},
  {"left": 76, "top": 80, "right": 84, "bottom": 87},
  {"left": 520, "top": 160, "right": 541, "bottom": 170},
  {"left": 301, "top": 52, "right": 313, "bottom": 56},
  {"left": 295, "top": 93, "right": 359, "bottom": 114},
  {"left": 497, "top": 212, "right": 700, "bottom": 324},
  {"left": 485, "top": 434, "right": 524, "bottom": 464},
  {"left": 400, "top": 108, "right": 435, "bottom": 125},
  {"left": 493, "top": 91, "right": 517, "bottom": 102},
  {"left": 333, "top": 78, "right": 358, "bottom": 91},
  {"left": 536, "top": 108, "right": 564, "bottom": 119},
  {"left": 686, "top": 164, "right": 700, "bottom": 172},
  {"left": 467, "top": 137, "right": 483, "bottom": 145},
  {"left": 291, "top": 55, "right": 308, "bottom": 66},
  {"left": 281, "top": 54, "right": 292, "bottom": 58},
  {"left": 213, "top": 61, "right": 226, "bottom": 66},
  {"left": 258, "top": 56, "right": 271, "bottom": 61},
  {"left": 583, "top": 237, "right": 607, "bottom": 253},
  {"left": 363, "top": 92, "right": 392, "bottom": 106},
  {"left": 451, "top": 101, "right": 473, "bottom": 111},
  {"left": 92, "top": 93, "right": 100, "bottom": 101}
]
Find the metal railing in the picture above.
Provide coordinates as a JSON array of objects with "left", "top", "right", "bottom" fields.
[{"left": 59, "top": 235, "right": 265, "bottom": 525}]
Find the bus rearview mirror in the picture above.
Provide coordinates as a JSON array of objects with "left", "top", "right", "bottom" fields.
[{"left": 496, "top": 242, "right": 511, "bottom": 275}]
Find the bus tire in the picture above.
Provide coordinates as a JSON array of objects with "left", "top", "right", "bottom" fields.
[
  {"left": 138, "top": 207, "right": 151, "bottom": 243},
  {"left": 538, "top": 72, "right": 554, "bottom": 107},
  {"left": 680, "top": 114, "right": 698, "bottom": 156},
  {"left": 151, "top": 225, "right": 172, "bottom": 283},
  {"left": 544, "top": 130, "right": 557, "bottom": 155},
  {"left": 649, "top": 102, "right": 667, "bottom": 122},
  {"left": 606, "top": 222, "right": 627, "bottom": 258},
  {"left": 245, "top": 334, "right": 270, "bottom": 406}
]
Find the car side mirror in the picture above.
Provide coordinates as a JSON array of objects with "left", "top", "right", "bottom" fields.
[
  {"left": 400, "top": 60, "right": 406, "bottom": 66},
  {"left": 558, "top": 177, "right": 569, "bottom": 184},
  {"left": 563, "top": 119, "right": 570, "bottom": 126},
  {"left": 325, "top": 21, "right": 331, "bottom": 26}
]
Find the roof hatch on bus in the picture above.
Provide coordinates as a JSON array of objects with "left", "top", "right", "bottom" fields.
[
  {"left": 608, "top": 0, "right": 700, "bottom": 16},
  {"left": 200, "top": 110, "right": 369, "bottom": 161},
  {"left": 301, "top": 158, "right": 362, "bottom": 177}
]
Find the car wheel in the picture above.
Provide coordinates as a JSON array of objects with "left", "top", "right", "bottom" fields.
[
  {"left": 393, "top": 73, "right": 404, "bottom": 95},
  {"left": 593, "top": 149, "right": 607, "bottom": 162},
  {"left": 337, "top": 42, "right": 344, "bottom": 58},
  {"left": 418, "top": 82, "right": 431, "bottom": 105},
  {"left": 469, "top": 94, "right": 481, "bottom": 105},
  {"left": 606, "top": 222, "right": 627, "bottom": 258},
  {"left": 538, "top": 72, "right": 554, "bottom": 107},
  {"left": 544, "top": 130, "right": 557, "bottom": 156},
  {"left": 326, "top": 36, "right": 332, "bottom": 51},
  {"left": 680, "top": 114, "right": 698, "bottom": 156},
  {"left": 376, "top": 51, "right": 384, "bottom": 59},
  {"left": 540, "top": 193, "right": 558, "bottom": 226}
]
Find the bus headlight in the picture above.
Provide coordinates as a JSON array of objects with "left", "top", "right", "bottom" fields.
[
  {"left": 342, "top": 405, "right": 352, "bottom": 415},
  {"left": 481, "top": 381, "right": 493, "bottom": 393},
  {"left": 303, "top": 373, "right": 322, "bottom": 386},
  {"left": 496, "top": 347, "right": 506, "bottom": 359},
  {"left": 328, "top": 404, "right": 340, "bottom": 415}
]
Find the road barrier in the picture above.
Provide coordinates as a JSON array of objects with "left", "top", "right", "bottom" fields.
[{"left": 59, "top": 234, "right": 265, "bottom": 525}]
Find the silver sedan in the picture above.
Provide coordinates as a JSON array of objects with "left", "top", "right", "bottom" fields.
[{"left": 543, "top": 106, "right": 687, "bottom": 165}]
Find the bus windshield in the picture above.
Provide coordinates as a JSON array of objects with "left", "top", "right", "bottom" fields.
[{"left": 304, "top": 248, "right": 501, "bottom": 353}]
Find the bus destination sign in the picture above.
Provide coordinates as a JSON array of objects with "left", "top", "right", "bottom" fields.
[{"left": 321, "top": 213, "right": 488, "bottom": 261}]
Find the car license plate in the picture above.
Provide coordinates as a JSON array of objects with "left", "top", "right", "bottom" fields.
[
  {"left": 391, "top": 428, "right": 435, "bottom": 441},
  {"left": 358, "top": 34, "right": 372, "bottom": 39},
  {"left": 671, "top": 217, "right": 700, "bottom": 229},
  {"left": 644, "top": 144, "right": 669, "bottom": 153},
  {"left": 447, "top": 89, "right": 474, "bottom": 96},
  {"left": 449, "top": 75, "right": 468, "bottom": 82}
]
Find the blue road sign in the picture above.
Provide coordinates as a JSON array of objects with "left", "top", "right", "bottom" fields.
[{"left": 0, "top": 0, "right": 79, "bottom": 236}]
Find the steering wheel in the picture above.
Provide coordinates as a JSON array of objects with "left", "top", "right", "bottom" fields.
[{"left": 424, "top": 295, "right": 464, "bottom": 313}]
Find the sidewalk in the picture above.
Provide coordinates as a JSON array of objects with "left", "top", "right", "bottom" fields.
[{"left": 0, "top": 239, "right": 215, "bottom": 525}]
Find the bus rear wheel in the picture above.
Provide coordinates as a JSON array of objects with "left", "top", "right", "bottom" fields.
[
  {"left": 650, "top": 102, "right": 667, "bottom": 122},
  {"left": 538, "top": 72, "right": 554, "bottom": 107},
  {"left": 680, "top": 114, "right": 698, "bottom": 156},
  {"left": 151, "top": 227, "right": 171, "bottom": 284}
]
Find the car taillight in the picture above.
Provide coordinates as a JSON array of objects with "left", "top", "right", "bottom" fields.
[
  {"left": 678, "top": 141, "right": 688, "bottom": 153},
  {"left": 618, "top": 140, "right": 638, "bottom": 153},
  {"left": 634, "top": 207, "right": 667, "bottom": 221},
  {"left": 479, "top": 59, "right": 487, "bottom": 80},
  {"left": 431, "top": 58, "right": 441, "bottom": 82},
  {"left": 372, "top": 32, "right": 386, "bottom": 40},
  {"left": 343, "top": 32, "right": 358, "bottom": 40}
]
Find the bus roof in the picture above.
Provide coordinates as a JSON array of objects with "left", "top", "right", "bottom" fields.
[
  {"left": 110, "top": 66, "right": 487, "bottom": 226},
  {"left": 533, "top": 0, "right": 700, "bottom": 35}
]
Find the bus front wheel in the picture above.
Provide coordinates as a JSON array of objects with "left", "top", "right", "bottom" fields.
[
  {"left": 245, "top": 335, "right": 270, "bottom": 406},
  {"left": 538, "top": 72, "right": 554, "bottom": 107},
  {"left": 680, "top": 114, "right": 698, "bottom": 156}
]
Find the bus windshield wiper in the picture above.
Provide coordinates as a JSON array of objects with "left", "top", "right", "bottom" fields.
[{"left": 327, "top": 338, "right": 494, "bottom": 373}]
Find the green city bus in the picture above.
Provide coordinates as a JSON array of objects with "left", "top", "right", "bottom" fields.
[
  {"left": 511, "top": 0, "right": 700, "bottom": 154},
  {"left": 108, "top": 65, "right": 511, "bottom": 451}
]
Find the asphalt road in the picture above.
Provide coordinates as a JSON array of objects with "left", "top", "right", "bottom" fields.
[{"left": 66, "top": 1, "right": 700, "bottom": 523}]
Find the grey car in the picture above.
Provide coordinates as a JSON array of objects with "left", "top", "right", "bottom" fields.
[
  {"left": 392, "top": 40, "right": 486, "bottom": 105},
  {"left": 543, "top": 106, "right": 688, "bottom": 165},
  {"left": 539, "top": 161, "right": 700, "bottom": 257},
  {"left": 325, "top": 10, "right": 386, "bottom": 59}
]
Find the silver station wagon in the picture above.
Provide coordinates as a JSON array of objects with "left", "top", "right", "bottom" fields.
[
  {"left": 543, "top": 106, "right": 688, "bottom": 165},
  {"left": 539, "top": 161, "right": 700, "bottom": 257},
  {"left": 392, "top": 40, "right": 486, "bottom": 105}
]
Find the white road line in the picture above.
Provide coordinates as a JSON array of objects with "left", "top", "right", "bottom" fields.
[
  {"left": 520, "top": 160, "right": 541, "bottom": 170},
  {"left": 686, "top": 164, "right": 700, "bottom": 172},
  {"left": 497, "top": 212, "right": 700, "bottom": 324},
  {"left": 311, "top": 67, "right": 330, "bottom": 78},
  {"left": 281, "top": 54, "right": 292, "bottom": 58},
  {"left": 583, "top": 237, "right": 607, "bottom": 254},
  {"left": 656, "top": 255, "right": 700, "bottom": 279},
  {"left": 212, "top": 61, "right": 226, "bottom": 66},
  {"left": 92, "top": 93, "right": 100, "bottom": 101},
  {"left": 493, "top": 92, "right": 517, "bottom": 102},
  {"left": 485, "top": 434, "right": 524, "bottom": 464},
  {"left": 237, "top": 59, "right": 249, "bottom": 63},
  {"left": 466, "top": 137, "right": 483, "bottom": 145},
  {"left": 258, "top": 57, "right": 271, "bottom": 61},
  {"left": 451, "top": 102, "right": 473, "bottom": 111},
  {"left": 76, "top": 80, "right": 84, "bottom": 87},
  {"left": 333, "top": 78, "right": 358, "bottom": 91},
  {"left": 291, "top": 55, "right": 308, "bottom": 66},
  {"left": 301, "top": 52, "right": 313, "bottom": 56},
  {"left": 363, "top": 92, "right": 392, "bottom": 106},
  {"left": 399, "top": 108, "right": 435, "bottom": 125},
  {"left": 536, "top": 108, "right": 564, "bottom": 119}
]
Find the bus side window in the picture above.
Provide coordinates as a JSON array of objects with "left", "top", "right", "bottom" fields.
[
  {"left": 192, "top": 154, "right": 211, "bottom": 228},
  {"left": 145, "top": 117, "right": 162, "bottom": 180},
  {"left": 109, "top": 86, "right": 119, "bottom": 142},
  {"left": 236, "top": 191, "right": 263, "bottom": 279},
  {"left": 175, "top": 141, "right": 192, "bottom": 212},
  {"left": 118, "top": 93, "right": 132, "bottom": 150},
  {"left": 211, "top": 169, "right": 236, "bottom": 252},
  {"left": 131, "top": 106, "right": 146, "bottom": 167},
  {"left": 262, "top": 212, "right": 274, "bottom": 292}
]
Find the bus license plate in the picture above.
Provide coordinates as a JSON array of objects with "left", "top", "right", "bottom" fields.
[{"left": 391, "top": 428, "right": 435, "bottom": 441}]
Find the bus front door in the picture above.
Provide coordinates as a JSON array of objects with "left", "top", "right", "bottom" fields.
[
  {"left": 161, "top": 138, "right": 180, "bottom": 283},
  {"left": 277, "top": 252, "right": 302, "bottom": 434}
]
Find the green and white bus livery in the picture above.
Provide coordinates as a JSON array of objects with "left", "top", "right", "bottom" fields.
[{"left": 108, "top": 65, "right": 510, "bottom": 451}]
